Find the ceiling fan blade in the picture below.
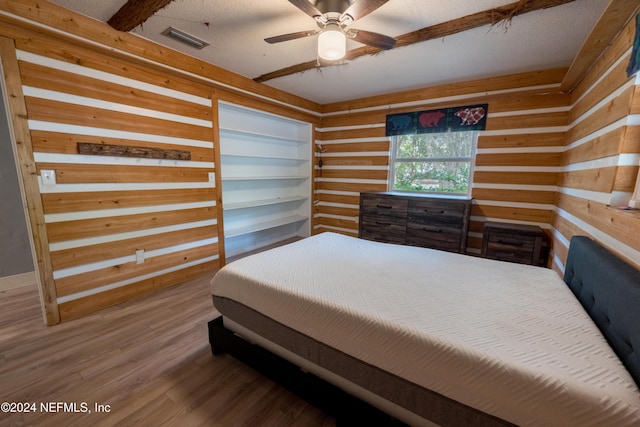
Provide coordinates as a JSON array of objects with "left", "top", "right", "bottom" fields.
[
  {"left": 348, "top": 29, "right": 396, "bottom": 50},
  {"left": 265, "top": 29, "right": 319, "bottom": 44},
  {"left": 342, "top": 0, "right": 388, "bottom": 22},
  {"left": 288, "top": 0, "right": 323, "bottom": 18}
]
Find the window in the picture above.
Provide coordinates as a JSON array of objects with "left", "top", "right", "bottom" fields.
[{"left": 390, "top": 131, "right": 477, "bottom": 195}]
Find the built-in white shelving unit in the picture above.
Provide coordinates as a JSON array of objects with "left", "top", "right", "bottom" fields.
[{"left": 218, "top": 102, "right": 312, "bottom": 258}]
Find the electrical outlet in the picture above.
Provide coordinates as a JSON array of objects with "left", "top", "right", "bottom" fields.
[
  {"left": 135, "top": 249, "right": 145, "bottom": 264},
  {"left": 41, "top": 170, "right": 56, "bottom": 186}
]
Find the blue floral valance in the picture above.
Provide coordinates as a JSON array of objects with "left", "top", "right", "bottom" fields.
[{"left": 385, "top": 104, "right": 488, "bottom": 136}]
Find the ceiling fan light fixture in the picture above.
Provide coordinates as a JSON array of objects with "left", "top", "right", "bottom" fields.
[{"left": 318, "top": 23, "right": 346, "bottom": 60}]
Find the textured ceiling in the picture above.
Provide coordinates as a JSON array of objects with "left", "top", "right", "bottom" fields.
[{"left": 47, "top": 0, "right": 609, "bottom": 104}]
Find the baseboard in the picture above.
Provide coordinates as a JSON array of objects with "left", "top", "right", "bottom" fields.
[{"left": 0, "top": 271, "right": 36, "bottom": 291}]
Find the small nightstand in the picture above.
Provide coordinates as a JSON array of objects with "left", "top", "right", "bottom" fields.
[{"left": 481, "top": 222, "right": 548, "bottom": 266}]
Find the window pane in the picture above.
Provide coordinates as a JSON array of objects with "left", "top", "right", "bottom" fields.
[
  {"left": 396, "top": 133, "right": 473, "bottom": 159},
  {"left": 393, "top": 161, "right": 470, "bottom": 193}
]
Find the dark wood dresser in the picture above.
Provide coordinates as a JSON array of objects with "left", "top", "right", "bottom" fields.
[
  {"left": 481, "top": 221, "right": 548, "bottom": 266},
  {"left": 358, "top": 192, "right": 472, "bottom": 253}
]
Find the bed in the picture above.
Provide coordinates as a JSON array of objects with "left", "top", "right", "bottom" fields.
[{"left": 208, "top": 232, "right": 640, "bottom": 426}]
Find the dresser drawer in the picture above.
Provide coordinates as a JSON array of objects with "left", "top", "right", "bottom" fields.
[
  {"left": 484, "top": 232, "right": 537, "bottom": 264},
  {"left": 408, "top": 199, "right": 468, "bottom": 221},
  {"left": 359, "top": 192, "right": 471, "bottom": 253},
  {"left": 405, "top": 223, "right": 463, "bottom": 252},
  {"left": 481, "top": 222, "right": 547, "bottom": 266},
  {"left": 360, "top": 195, "right": 408, "bottom": 218},
  {"left": 360, "top": 214, "right": 406, "bottom": 242}
]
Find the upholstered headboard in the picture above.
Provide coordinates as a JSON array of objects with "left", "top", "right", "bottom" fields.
[{"left": 563, "top": 236, "right": 640, "bottom": 387}]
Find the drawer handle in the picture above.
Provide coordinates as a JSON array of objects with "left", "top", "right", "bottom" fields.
[
  {"left": 496, "top": 240, "right": 523, "bottom": 246},
  {"left": 376, "top": 204, "right": 392, "bottom": 209},
  {"left": 376, "top": 221, "right": 391, "bottom": 226},
  {"left": 423, "top": 227, "right": 443, "bottom": 233},
  {"left": 424, "top": 209, "right": 445, "bottom": 214}
]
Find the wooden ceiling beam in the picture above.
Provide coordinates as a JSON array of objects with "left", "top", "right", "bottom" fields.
[
  {"left": 560, "top": 0, "right": 640, "bottom": 93},
  {"left": 254, "top": 0, "right": 577, "bottom": 83},
  {"left": 108, "top": 0, "right": 175, "bottom": 32}
]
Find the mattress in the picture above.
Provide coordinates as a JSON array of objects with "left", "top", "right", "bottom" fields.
[{"left": 210, "top": 232, "right": 640, "bottom": 426}]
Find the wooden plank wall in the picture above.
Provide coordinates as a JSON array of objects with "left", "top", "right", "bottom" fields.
[
  {"left": 554, "top": 18, "right": 640, "bottom": 271},
  {"left": 315, "top": 15, "right": 640, "bottom": 271},
  {"left": 316, "top": 68, "right": 570, "bottom": 256},
  {"left": 14, "top": 37, "right": 219, "bottom": 322},
  {"left": 0, "top": 1, "right": 320, "bottom": 323}
]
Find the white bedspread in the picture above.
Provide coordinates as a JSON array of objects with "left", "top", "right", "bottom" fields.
[{"left": 211, "top": 232, "right": 640, "bottom": 426}]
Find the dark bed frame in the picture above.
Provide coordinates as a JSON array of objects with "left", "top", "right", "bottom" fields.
[{"left": 208, "top": 235, "right": 640, "bottom": 426}]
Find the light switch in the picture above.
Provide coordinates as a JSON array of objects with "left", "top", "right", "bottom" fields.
[{"left": 41, "top": 170, "right": 56, "bottom": 186}]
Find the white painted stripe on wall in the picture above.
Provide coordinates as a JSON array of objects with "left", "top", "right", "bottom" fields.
[
  {"left": 619, "top": 153, "right": 640, "bottom": 166},
  {"left": 316, "top": 165, "right": 389, "bottom": 171},
  {"left": 49, "top": 219, "right": 218, "bottom": 251},
  {"left": 564, "top": 117, "right": 627, "bottom": 151},
  {"left": 315, "top": 178, "right": 388, "bottom": 184},
  {"left": 56, "top": 255, "right": 219, "bottom": 304},
  {"left": 552, "top": 228, "right": 571, "bottom": 251},
  {"left": 44, "top": 200, "right": 217, "bottom": 223},
  {"left": 313, "top": 213, "right": 358, "bottom": 221},
  {"left": 22, "top": 86, "right": 212, "bottom": 128},
  {"left": 313, "top": 225, "right": 358, "bottom": 234},
  {"left": 317, "top": 137, "right": 391, "bottom": 144},
  {"left": 557, "top": 187, "right": 611, "bottom": 205},
  {"left": 571, "top": 47, "right": 632, "bottom": 108},
  {"left": 38, "top": 181, "right": 214, "bottom": 193},
  {"left": 316, "top": 189, "right": 360, "bottom": 196},
  {"left": 322, "top": 83, "right": 561, "bottom": 116},
  {"left": 28, "top": 120, "right": 214, "bottom": 148},
  {"left": 489, "top": 106, "right": 570, "bottom": 117},
  {"left": 476, "top": 146, "right": 565, "bottom": 154},
  {"left": 316, "top": 123, "right": 386, "bottom": 132},
  {"left": 473, "top": 166, "right": 560, "bottom": 172},
  {"left": 569, "top": 79, "right": 635, "bottom": 129},
  {"left": 17, "top": 50, "right": 212, "bottom": 106},
  {"left": 53, "top": 237, "right": 219, "bottom": 279},
  {"left": 34, "top": 152, "right": 215, "bottom": 169},
  {"left": 315, "top": 202, "right": 359, "bottom": 209},
  {"left": 317, "top": 151, "right": 390, "bottom": 157},
  {"left": 481, "top": 126, "right": 568, "bottom": 136},
  {"left": 472, "top": 183, "right": 557, "bottom": 191},
  {"left": 627, "top": 114, "right": 640, "bottom": 126},
  {"left": 469, "top": 215, "right": 553, "bottom": 229},
  {"left": 562, "top": 155, "right": 620, "bottom": 171},
  {"left": 555, "top": 208, "right": 640, "bottom": 266},
  {"left": 473, "top": 200, "right": 555, "bottom": 210}
]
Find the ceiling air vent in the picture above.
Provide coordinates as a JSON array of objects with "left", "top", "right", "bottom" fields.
[{"left": 161, "top": 27, "right": 209, "bottom": 50}]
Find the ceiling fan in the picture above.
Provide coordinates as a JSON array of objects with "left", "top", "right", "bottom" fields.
[{"left": 265, "top": 0, "right": 396, "bottom": 61}]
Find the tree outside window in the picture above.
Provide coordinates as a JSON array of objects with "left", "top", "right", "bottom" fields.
[{"left": 390, "top": 131, "right": 477, "bottom": 195}]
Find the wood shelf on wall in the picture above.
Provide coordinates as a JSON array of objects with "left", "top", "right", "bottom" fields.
[
  {"left": 218, "top": 101, "right": 312, "bottom": 259},
  {"left": 225, "top": 215, "right": 309, "bottom": 239},
  {"left": 219, "top": 127, "right": 307, "bottom": 145},
  {"left": 220, "top": 153, "right": 309, "bottom": 161},
  {"left": 224, "top": 196, "right": 309, "bottom": 211},
  {"left": 221, "top": 176, "right": 309, "bottom": 181}
]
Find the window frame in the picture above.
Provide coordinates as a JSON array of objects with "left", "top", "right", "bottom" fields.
[{"left": 389, "top": 131, "right": 478, "bottom": 196}]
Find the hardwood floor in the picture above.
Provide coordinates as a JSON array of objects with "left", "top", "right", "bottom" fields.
[{"left": 0, "top": 273, "right": 334, "bottom": 426}]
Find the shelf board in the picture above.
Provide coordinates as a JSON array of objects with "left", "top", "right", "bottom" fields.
[
  {"left": 224, "top": 196, "right": 308, "bottom": 211},
  {"left": 225, "top": 215, "right": 308, "bottom": 238},
  {"left": 219, "top": 127, "right": 306, "bottom": 145},
  {"left": 220, "top": 153, "right": 309, "bottom": 161},
  {"left": 221, "top": 175, "right": 309, "bottom": 181}
]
